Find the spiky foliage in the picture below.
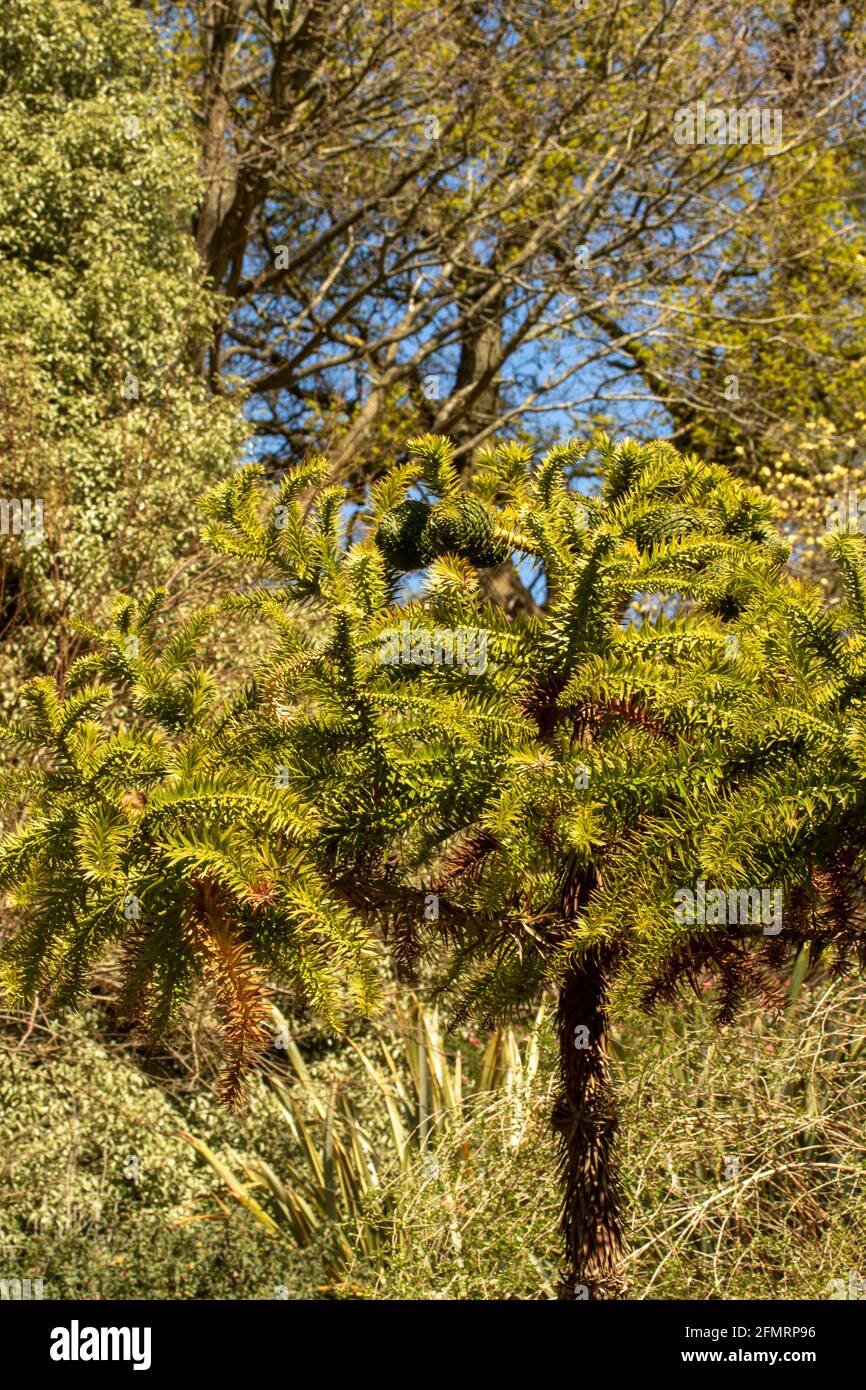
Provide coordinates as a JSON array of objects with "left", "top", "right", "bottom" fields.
[
  {"left": 0, "top": 587, "right": 380, "bottom": 1105},
  {"left": 4, "top": 432, "right": 866, "bottom": 1288}
]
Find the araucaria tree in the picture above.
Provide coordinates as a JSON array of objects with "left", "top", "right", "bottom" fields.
[{"left": 3, "top": 435, "right": 865, "bottom": 1297}]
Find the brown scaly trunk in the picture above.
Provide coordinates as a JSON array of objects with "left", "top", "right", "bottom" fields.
[{"left": 552, "top": 950, "right": 624, "bottom": 1299}]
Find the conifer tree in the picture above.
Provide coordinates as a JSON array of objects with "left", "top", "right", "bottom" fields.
[{"left": 3, "top": 434, "right": 864, "bottom": 1297}]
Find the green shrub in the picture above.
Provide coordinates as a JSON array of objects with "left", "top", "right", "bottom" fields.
[{"left": 0, "top": 1009, "right": 304, "bottom": 1298}]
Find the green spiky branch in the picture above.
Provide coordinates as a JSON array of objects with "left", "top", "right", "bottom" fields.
[{"left": 3, "top": 432, "right": 866, "bottom": 1294}]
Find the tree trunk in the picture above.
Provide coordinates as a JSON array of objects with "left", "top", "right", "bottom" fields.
[{"left": 552, "top": 952, "right": 624, "bottom": 1299}]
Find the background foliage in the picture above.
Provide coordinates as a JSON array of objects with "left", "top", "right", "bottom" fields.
[
  {"left": 2, "top": 0, "right": 866, "bottom": 1301},
  {"left": 0, "top": 0, "right": 246, "bottom": 704}
]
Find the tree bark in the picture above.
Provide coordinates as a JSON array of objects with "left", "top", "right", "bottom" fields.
[{"left": 552, "top": 951, "right": 624, "bottom": 1299}]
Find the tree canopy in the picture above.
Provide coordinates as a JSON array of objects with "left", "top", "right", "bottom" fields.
[{"left": 4, "top": 430, "right": 866, "bottom": 1292}]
